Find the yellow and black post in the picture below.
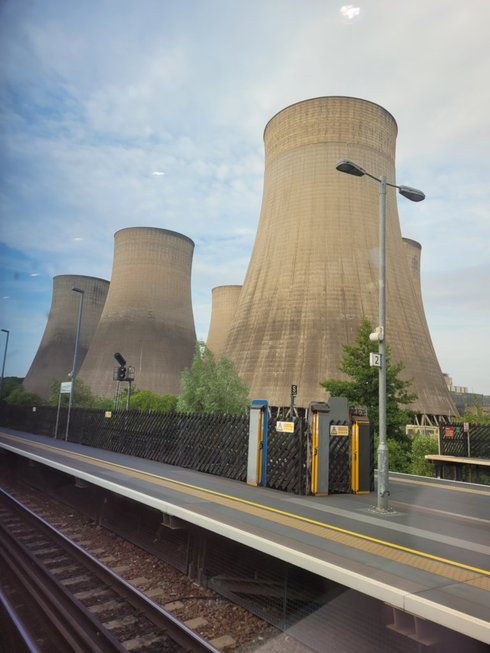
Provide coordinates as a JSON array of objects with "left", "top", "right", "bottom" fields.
[
  {"left": 351, "top": 417, "right": 372, "bottom": 494},
  {"left": 309, "top": 402, "right": 331, "bottom": 495}
]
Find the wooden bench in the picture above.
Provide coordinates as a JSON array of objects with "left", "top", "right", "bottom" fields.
[{"left": 425, "top": 454, "right": 490, "bottom": 482}]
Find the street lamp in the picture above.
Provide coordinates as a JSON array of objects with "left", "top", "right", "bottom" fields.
[
  {"left": 0, "top": 329, "right": 10, "bottom": 401},
  {"left": 336, "top": 159, "right": 425, "bottom": 511},
  {"left": 65, "top": 288, "right": 85, "bottom": 441}
]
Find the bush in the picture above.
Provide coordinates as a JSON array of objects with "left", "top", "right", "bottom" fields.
[
  {"left": 127, "top": 389, "right": 177, "bottom": 412},
  {"left": 409, "top": 434, "right": 438, "bottom": 477},
  {"left": 387, "top": 437, "right": 412, "bottom": 473},
  {"left": 4, "top": 385, "right": 44, "bottom": 407}
]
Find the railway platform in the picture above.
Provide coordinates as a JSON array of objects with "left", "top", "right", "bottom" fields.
[{"left": 0, "top": 428, "right": 489, "bottom": 647}]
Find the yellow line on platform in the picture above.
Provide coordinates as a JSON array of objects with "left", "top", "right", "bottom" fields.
[{"left": 2, "top": 432, "right": 490, "bottom": 581}]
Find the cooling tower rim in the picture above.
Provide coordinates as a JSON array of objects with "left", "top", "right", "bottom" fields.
[
  {"left": 115, "top": 226, "right": 195, "bottom": 247},
  {"left": 53, "top": 274, "right": 110, "bottom": 284},
  {"left": 212, "top": 284, "right": 243, "bottom": 292},
  {"left": 402, "top": 237, "right": 422, "bottom": 249},
  {"left": 263, "top": 96, "right": 398, "bottom": 139}
]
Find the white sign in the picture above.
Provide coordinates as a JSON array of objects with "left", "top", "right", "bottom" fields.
[
  {"left": 60, "top": 381, "right": 72, "bottom": 393},
  {"left": 330, "top": 425, "right": 349, "bottom": 436},
  {"left": 276, "top": 421, "right": 295, "bottom": 433},
  {"left": 369, "top": 352, "right": 382, "bottom": 368}
]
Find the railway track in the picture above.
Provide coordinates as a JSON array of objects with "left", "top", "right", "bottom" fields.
[{"left": 0, "top": 486, "right": 220, "bottom": 652}]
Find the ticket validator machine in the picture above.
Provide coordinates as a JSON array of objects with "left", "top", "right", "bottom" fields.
[{"left": 247, "top": 400, "right": 269, "bottom": 486}]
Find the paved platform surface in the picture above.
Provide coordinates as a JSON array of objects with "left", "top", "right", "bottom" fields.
[{"left": 1, "top": 428, "right": 489, "bottom": 644}]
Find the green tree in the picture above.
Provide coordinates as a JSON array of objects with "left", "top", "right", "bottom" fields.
[
  {"left": 1, "top": 376, "right": 24, "bottom": 399},
  {"left": 177, "top": 343, "right": 249, "bottom": 415},
  {"left": 320, "top": 317, "right": 416, "bottom": 441},
  {"left": 4, "top": 385, "right": 44, "bottom": 407},
  {"left": 122, "top": 388, "right": 177, "bottom": 412},
  {"left": 409, "top": 434, "right": 438, "bottom": 476}
]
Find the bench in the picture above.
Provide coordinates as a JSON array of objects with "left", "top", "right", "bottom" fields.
[{"left": 425, "top": 454, "right": 490, "bottom": 483}]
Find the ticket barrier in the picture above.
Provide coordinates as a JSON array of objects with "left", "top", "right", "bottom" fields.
[{"left": 309, "top": 398, "right": 371, "bottom": 495}]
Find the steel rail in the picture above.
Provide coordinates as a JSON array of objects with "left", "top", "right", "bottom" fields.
[{"left": 0, "top": 487, "right": 219, "bottom": 652}]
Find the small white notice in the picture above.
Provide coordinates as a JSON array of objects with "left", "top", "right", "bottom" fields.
[
  {"left": 60, "top": 381, "right": 72, "bottom": 393},
  {"left": 330, "top": 425, "right": 349, "bottom": 436},
  {"left": 276, "top": 421, "right": 295, "bottom": 433}
]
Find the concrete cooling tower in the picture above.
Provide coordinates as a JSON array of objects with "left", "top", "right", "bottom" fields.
[
  {"left": 402, "top": 238, "right": 425, "bottom": 308},
  {"left": 23, "top": 275, "right": 109, "bottom": 399},
  {"left": 79, "top": 227, "right": 196, "bottom": 398},
  {"left": 224, "top": 96, "right": 456, "bottom": 418},
  {"left": 206, "top": 285, "right": 242, "bottom": 357}
]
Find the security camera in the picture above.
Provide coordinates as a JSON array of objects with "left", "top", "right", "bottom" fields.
[{"left": 369, "top": 327, "right": 384, "bottom": 342}]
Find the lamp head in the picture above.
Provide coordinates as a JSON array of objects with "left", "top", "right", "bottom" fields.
[
  {"left": 336, "top": 159, "right": 366, "bottom": 177},
  {"left": 398, "top": 185, "right": 425, "bottom": 202},
  {"left": 72, "top": 287, "right": 85, "bottom": 294}
]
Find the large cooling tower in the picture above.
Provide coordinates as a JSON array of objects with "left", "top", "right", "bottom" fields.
[
  {"left": 224, "top": 97, "right": 456, "bottom": 417},
  {"left": 23, "top": 275, "right": 109, "bottom": 399},
  {"left": 402, "top": 238, "right": 425, "bottom": 308},
  {"left": 206, "top": 285, "right": 242, "bottom": 357},
  {"left": 79, "top": 227, "right": 196, "bottom": 398}
]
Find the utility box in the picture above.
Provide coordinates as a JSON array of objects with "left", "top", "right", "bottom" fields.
[{"left": 247, "top": 400, "right": 269, "bottom": 486}]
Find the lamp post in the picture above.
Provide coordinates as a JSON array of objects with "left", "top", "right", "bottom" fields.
[
  {"left": 335, "top": 159, "right": 425, "bottom": 511},
  {"left": 0, "top": 329, "right": 10, "bottom": 401},
  {"left": 65, "top": 288, "right": 85, "bottom": 441}
]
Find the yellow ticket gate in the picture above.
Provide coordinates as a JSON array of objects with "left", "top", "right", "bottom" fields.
[{"left": 309, "top": 398, "right": 372, "bottom": 495}]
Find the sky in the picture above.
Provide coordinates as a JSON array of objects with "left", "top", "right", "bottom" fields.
[{"left": 0, "top": 0, "right": 489, "bottom": 395}]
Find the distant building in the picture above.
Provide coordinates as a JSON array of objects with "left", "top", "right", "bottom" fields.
[{"left": 444, "top": 373, "right": 490, "bottom": 416}]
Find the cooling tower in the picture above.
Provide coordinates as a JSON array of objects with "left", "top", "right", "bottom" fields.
[
  {"left": 206, "top": 285, "right": 242, "bottom": 357},
  {"left": 224, "top": 97, "right": 456, "bottom": 417},
  {"left": 78, "top": 227, "right": 196, "bottom": 398},
  {"left": 402, "top": 238, "right": 424, "bottom": 307},
  {"left": 23, "top": 275, "right": 109, "bottom": 399}
]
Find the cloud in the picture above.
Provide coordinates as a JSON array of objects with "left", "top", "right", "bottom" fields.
[{"left": 0, "top": 0, "right": 489, "bottom": 394}]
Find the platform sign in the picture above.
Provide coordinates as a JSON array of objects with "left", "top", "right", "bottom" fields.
[
  {"left": 444, "top": 426, "right": 455, "bottom": 438},
  {"left": 369, "top": 353, "right": 382, "bottom": 367},
  {"left": 60, "top": 381, "right": 72, "bottom": 394},
  {"left": 276, "top": 421, "right": 295, "bottom": 433}
]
